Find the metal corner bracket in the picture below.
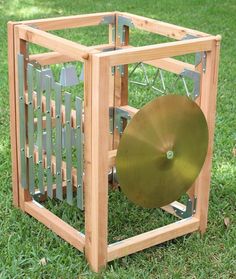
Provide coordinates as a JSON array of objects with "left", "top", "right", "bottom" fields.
[{"left": 172, "top": 196, "right": 197, "bottom": 219}]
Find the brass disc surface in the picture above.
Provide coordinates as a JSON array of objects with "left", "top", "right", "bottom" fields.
[{"left": 116, "top": 95, "right": 208, "bottom": 208}]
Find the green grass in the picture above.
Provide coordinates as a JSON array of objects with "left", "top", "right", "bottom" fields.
[{"left": 0, "top": 0, "right": 236, "bottom": 278}]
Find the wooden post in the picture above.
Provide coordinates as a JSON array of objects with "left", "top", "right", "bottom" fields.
[
  {"left": 13, "top": 26, "right": 32, "bottom": 211},
  {"left": 194, "top": 36, "right": 221, "bottom": 233},
  {"left": 8, "top": 22, "right": 20, "bottom": 207},
  {"left": 113, "top": 17, "right": 129, "bottom": 149},
  {"left": 84, "top": 54, "right": 110, "bottom": 272}
]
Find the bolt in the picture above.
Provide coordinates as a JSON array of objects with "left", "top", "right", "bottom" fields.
[{"left": 166, "top": 150, "right": 174, "bottom": 160}]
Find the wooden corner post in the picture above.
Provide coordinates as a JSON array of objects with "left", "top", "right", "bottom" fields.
[
  {"left": 8, "top": 22, "right": 19, "bottom": 207},
  {"left": 85, "top": 54, "right": 110, "bottom": 272},
  {"left": 194, "top": 36, "right": 221, "bottom": 233}
]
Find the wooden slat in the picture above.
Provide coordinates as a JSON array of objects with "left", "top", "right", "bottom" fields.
[
  {"left": 19, "top": 12, "right": 115, "bottom": 31},
  {"left": 24, "top": 201, "right": 85, "bottom": 252},
  {"left": 118, "top": 12, "right": 209, "bottom": 40},
  {"left": 84, "top": 54, "right": 93, "bottom": 269},
  {"left": 16, "top": 25, "right": 90, "bottom": 61},
  {"left": 85, "top": 55, "right": 110, "bottom": 272},
  {"left": 107, "top": 217, "right": 199, "bottom": 261},
  {"left": 29, "top": 43, "right": 114, "bottom": 66},
  {"left": 146, "top": 57, "right": 196, "bottom": 75},
  {"left": 8, "top": 22, "right": 20, "bottom": 207},
  {"left": 194, "top": 36, "right": 221, "bottom": 233},
  {"left": 98, "top": 36, "right": 215, "bottom": 66}
]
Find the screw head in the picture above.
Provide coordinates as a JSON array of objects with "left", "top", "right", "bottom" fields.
[{"left": 166, "top": 150, "right": 174, "bottom": 160}]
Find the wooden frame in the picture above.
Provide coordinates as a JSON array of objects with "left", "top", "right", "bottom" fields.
[{"left": 8, "top": 12, "right": 221, "bottom": 272}]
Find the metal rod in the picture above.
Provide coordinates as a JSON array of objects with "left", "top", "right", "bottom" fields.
[
  {"left": 55, "top": 82, "right": 63, "bottom": 200},
  {"left": 45, "top": 75, "right": 53, "bottom": 198},
  {"left": 36, "top": 69, "right": 44, "bottom": 194},
  {"left": 27, "top": 63, "right": 35, "bottom": 194},
  {"left": 18, "top": 54, "right": 27, "bottom": 189},
  {"left": 76, "top": 97, "right": 83, "bottom": 209},
  {"left": 65, "top": 92, "right": 73, "bottom": 204}
]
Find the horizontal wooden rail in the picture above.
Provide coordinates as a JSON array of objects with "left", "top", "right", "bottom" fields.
[
  {"left": 16, "top": 25, "right": 91, "bottom": 61},
  {"left": 107, "top": 217, "right": 199, "bottom": 261},
  {"left": 24, "top": 200, "right": 85, "bottom": 252},
  {"left": 118, "top": 12, "right": 209, "bottom": 40},
  {"left": 28, "top": 44, "right": 197, "bottom": 75},
  {"left": 29, "top": 43, "right": 115, "bottom": 66},
  {"left": 18, "top": 12, "right": 115, "bottom": 31},
  {"left": 99, "top": 36, "right": 215, "bottom": 66}
]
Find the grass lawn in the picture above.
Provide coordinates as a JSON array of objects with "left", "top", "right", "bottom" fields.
[{"left": 0, "top": 0, "right": 236, "bottom": 278}]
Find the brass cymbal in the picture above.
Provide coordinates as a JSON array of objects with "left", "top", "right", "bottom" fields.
[{"left": 116, "top": 95, "right": 208, "bottom": 208}]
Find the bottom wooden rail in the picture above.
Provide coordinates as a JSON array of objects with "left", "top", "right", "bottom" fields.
[
  {"left": 107, "top": 217, "right": 199, "bottom": 261},
  {"left": 24, "top": 200, "right": 85, "bottom": 252}
]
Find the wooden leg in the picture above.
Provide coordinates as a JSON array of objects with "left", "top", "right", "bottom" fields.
[
  {"left": 85, "top": 55, "right": 110, "bottom": 272},
  {"left": 8, "top": 22, "right": 20, "bottom": 207},
  {"left": 13, "top": 26, "right": 32, "bottom": 211},
  {"left": 194, "top": 36, "right": 221, "bottom": 234}
]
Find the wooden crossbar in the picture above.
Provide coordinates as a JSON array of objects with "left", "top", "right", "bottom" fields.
[
  {"left": 19, "top": 12, "right": 115, "bottom": 31},
  {"left": 107, "top": 217, "right": 199, "bottom": 261},
  {"left": 16, "top": 25, "right": 90, "bottom": 61},
  {"left": 118, "top": 12, "right": 209, "bottom": 40},
  {"left": 24, "top": 200, "right": 85, "bottom": 252},
  {"left": 98, "top": 36, "right": 216, "bottom": 66}
]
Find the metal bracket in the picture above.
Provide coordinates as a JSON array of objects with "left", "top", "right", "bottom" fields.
[
  {"left": 172, "top": 196, "right": 197, "bottom": 218},
  {"left": 115, "top": 107, "right": 131, "bottom": 134},
  {"left": 117, "top": 15, "right": 134, "bottom": 45},
  {"left": 180, "top": 68, "right": 200, "bottom": 99},
  {"left": 111, "top": 65, "right": 125, "bottom": 76},
  {"left": 182, "top": 34, "right": 207, "bottom": 73},
  {"left": 195, "top": 52, "right": 207, "bottom": 72},
  {"left": 109, "top": 107, "right": 131, "bottom": 134},
  {"left": 100, "top": 15, "right": 115, "bottom": 25}
]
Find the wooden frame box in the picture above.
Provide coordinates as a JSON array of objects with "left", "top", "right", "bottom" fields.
[{"left": 8, "top": 11, "right": 220, "bottom": 272}]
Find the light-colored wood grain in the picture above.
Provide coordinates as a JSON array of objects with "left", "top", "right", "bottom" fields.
[
  {"left": 107, "top": 217, "right": 199, "bottom": 261},
  {"left": 84, "top": 54, "right": 94, "bottom": 269},
  {"left": 8, "top": 22, "right": 20, "bottom": 207},
  {"left": 118, "top": 12, "right": 209, "bottom": 40},
  {"left": 16, "top": 25, "right": 90, "bottom": 61},
  {"left": 24, "top": 200, "right": 85, "bottom": 252},
  {"left": 29, "top": 43, "right": 114, "bottom": 66},
  {"left": 20, "top": 12, "right": 115, "bottom": 31},
  {"left": 194, "top": 36, "right": 221, "bottom": 234},
  {"left": 98, "top": 36, "right": 215, "bottom": 66},
  {"left": 85, "top": 55, "right": 110, "bottom": 272}
]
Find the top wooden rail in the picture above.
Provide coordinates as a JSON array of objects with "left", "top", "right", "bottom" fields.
[
  {"left": 16, "top": 24, "right": 92, "bottom": 61},
  {"left": 13, "top": 12, "right": 115, "bottom": 31},
  {"left": 118, "top": 12, "right": 210, "bottom": 40},
  {"left": 97, "top": 36, "right": 217, "bottom": 66}
]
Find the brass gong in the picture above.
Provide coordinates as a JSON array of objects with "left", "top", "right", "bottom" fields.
[{"left": 116, "top": 95, "right": 208, "bottom": 208}]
